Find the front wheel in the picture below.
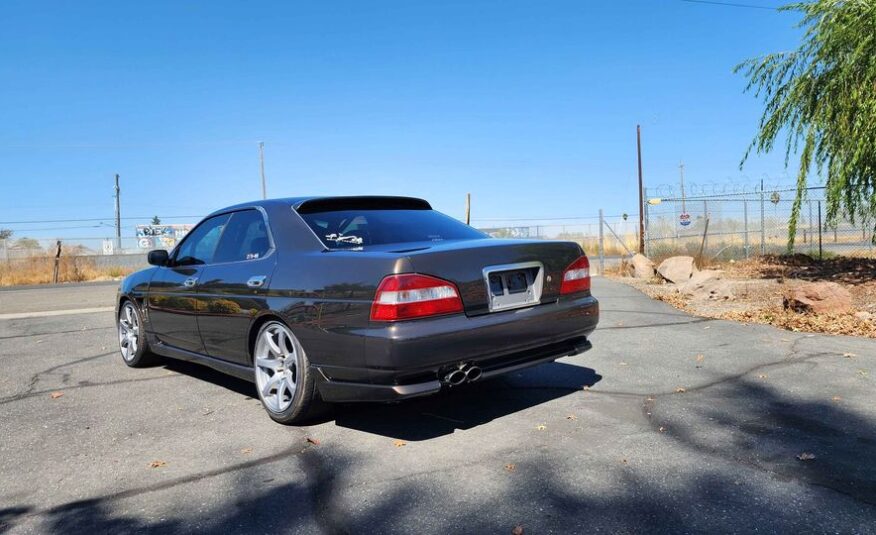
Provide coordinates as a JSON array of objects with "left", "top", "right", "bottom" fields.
[
  {"left": 253, "top": 321, "right": 326, "bottom": 424},
  {"left": 118, "top": 300, "right": 160, "bottom": 367}
]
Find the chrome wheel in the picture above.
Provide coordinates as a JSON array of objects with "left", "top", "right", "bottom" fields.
[
  {"left": 254, "top": 322, "right": 303, "bottom": 414},
  {"left": 118, "top": 302, "right": 140, "bottom": 362}
]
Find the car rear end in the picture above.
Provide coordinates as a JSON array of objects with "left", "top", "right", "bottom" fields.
[{"left": 292, "top": 197, "right": 599, "bottom": 402}]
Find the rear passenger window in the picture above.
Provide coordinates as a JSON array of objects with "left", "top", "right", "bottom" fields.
[{"left": 212, "top": 210, "right": 271, "bottom": 263}]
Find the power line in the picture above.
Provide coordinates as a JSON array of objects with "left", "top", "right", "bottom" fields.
[
  {"left": 679, "top": 0, "right": 779, "bottom": 10},
  {"left": 0, "top": 215, "right": 203, "bottom": 225}
]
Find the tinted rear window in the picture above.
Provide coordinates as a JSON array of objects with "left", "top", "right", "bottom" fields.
[{"left": 299, "top": 209, "right": 486, "bottom": 248}]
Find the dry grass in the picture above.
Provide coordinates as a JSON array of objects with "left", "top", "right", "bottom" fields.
[
  {"left": 720, "top": 306, "right": 876, "bottom": 337},
  {"left": 0, "top": 256, "right": 134, "bottom": 286}
]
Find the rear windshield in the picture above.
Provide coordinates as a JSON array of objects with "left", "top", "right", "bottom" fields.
[{"left": 298, "top": 209, "right": 487, "bottom": 249}]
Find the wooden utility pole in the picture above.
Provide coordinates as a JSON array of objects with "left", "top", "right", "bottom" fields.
[
  {"left": 636, "top": 125, "right": 645, "bottom": 254},
  {"left": 52, "top": 240, "right": 61, "bottom": 283},
  {"left": 114, "top": 174, "right": 121, "bottom": 252},
  {"left": 259, "top": 141, "right": 267, "bottom": 199},
  {"left": 465, "top": 193, "right": 471, "bottom": 225}
]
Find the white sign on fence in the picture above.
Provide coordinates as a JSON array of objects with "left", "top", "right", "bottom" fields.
[{"left": 679, "top": 212, "right": 691, "bottom": 227}]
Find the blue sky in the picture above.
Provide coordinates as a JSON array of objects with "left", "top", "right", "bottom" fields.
[{"left": 0, "top": 0, "right": 802, "bottom": 244}]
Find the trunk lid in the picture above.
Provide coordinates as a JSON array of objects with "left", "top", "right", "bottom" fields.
[{"left": 397, "top": 238, "right": 585, "bottom": 316}]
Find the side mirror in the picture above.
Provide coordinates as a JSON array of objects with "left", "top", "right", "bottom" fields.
[{"left": 147, "top": 249, "right": 169, "bottom": 266}]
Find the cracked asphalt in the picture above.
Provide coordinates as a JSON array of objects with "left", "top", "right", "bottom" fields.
[{"left": 1, "top": 278, "right": 875, "bottom": 534}]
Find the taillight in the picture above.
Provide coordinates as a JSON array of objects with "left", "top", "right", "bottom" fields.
[
  {"left": 370, "top": 273, "right": 464, "bottom": 321},
  {"left": 560, "top": 256, "right": 591, "bottom": 294}
]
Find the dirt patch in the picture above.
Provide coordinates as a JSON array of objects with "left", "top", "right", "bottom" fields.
[{"left": 611, "top": 255, "right": 876, "bottom": 338}]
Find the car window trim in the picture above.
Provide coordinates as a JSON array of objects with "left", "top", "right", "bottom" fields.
[
  {"left": 202, "top": 207, "right": 277, "bottom": 267},
  {"left": 168, "top": 213, "right": 231, "bottom": 267}
]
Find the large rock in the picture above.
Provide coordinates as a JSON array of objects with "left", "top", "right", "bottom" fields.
[
  {"left": 630, "top": 253, "right": 656, "bottom": 279},
  {"left": 783, "top": 282, "right": 852, "bottom": 314},
  {"left": 678, "top": 270, "right": 735, "bottom": 300},
  {"left": 657, "top": 256, "right": 698, "bottom": 284},
  {"left": 678, "top": 269, "right": 723, "bottom": 294}
]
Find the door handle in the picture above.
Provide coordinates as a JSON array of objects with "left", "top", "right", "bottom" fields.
[
  {"left": 183, "top": 277, "right": 198, "bottom": 288},
  {"left": 247, "top": 275, "right": 267, "bottom": 288}
]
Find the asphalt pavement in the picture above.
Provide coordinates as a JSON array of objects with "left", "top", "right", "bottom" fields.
[{"left": 1, "top": 278, "right": 875, "bottom": 534}]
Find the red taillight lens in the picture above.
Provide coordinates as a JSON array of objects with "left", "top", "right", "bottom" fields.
[
  {"left": 560, "top": 256, "right": 591, "bottom": 295},
  {"left": 370, "top": 274, "right": 464, "bottom": 321}
]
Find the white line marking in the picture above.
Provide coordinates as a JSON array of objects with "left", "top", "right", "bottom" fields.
[{"left": 0, "top": 307, "right": 115, "bottom": 320}]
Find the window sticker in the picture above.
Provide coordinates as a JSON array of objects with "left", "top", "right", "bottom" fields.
[{"left": 324, "top": 233, "right": 363, "bottom": 245}]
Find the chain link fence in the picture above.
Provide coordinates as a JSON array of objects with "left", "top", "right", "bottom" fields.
[{"left": 644, "top": 185, "right": 875, "bottom": 262}]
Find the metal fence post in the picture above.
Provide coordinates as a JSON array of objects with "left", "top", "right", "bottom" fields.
[
  {"left": 743, "top": 199, "right": 749, "bottom": 259},
  {"left": 818, "top": 201, "right": 823, "bottom": 260},
  {"left": 598, "top": 209, "right": 605, "bottom": 275},
  {"left": 644, "top": 192, "right": 651, "bottom": 257},
  {"left": 702, "top": 200, "right": 708, "bottom": 255},
  {"left": 760, "top": 181, "right": 766, "bottom": 255}
]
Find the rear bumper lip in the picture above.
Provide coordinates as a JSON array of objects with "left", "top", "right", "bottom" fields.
[{"left": 315, "top": 336, "right": 593, "bottom": 403}]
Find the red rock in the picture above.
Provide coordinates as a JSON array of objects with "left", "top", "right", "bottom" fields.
[{"left": 783, "top": 281, "right": 852, "bottom": 314}]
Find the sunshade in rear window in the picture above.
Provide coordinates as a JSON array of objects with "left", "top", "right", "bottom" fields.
[{"left": 296, "top": 205, "right": 486, "bottom": 249}]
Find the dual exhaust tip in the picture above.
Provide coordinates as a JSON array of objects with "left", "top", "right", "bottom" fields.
[{"left": 444, "top": 363, "right": 482, "bottom": 386}]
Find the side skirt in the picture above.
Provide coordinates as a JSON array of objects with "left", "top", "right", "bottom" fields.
[{"left": 151, "top": 341, "right": 254, "bottom": 382}]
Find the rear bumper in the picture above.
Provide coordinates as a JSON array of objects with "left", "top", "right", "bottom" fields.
[{"left": 315, "top": 294, "right": 598, "bottom": 402}]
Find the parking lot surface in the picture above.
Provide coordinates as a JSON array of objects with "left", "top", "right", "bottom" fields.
[{"left": 1, "top": 278, "right": 875, "bottom": 534}]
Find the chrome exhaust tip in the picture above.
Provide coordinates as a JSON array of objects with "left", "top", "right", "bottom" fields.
[
  {"left": 445, "top": 369, "right": 467, "bottom": 386},
  {"left": 464, "top": 365, "right": 482, "bottom": 382}
]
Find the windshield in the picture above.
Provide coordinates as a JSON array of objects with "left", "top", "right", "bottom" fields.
[{"left": 298, "top": 209, "right": 487, "bottom": 249}]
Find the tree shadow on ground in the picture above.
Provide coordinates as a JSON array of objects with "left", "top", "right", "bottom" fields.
[
  {"left": 13, "top": 372, "right": 876, "bottom": 533},
  {"left": 754, "top": 254, "right": 876, "bottom": 286}
]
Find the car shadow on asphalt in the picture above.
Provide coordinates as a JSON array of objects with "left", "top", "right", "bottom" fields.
[
  {"left": 334, "top": 362, "right": 602, "bottom": 441},
  {"left": 161, "top": 359, "right": 258, "bottom": 398},
  {"left": 161, "top": 357, "right": 602, "bottom": 441}
]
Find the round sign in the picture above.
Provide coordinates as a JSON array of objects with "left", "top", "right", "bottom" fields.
[{"left": 679, "top": 212, "right": 691, "bottom": 227}]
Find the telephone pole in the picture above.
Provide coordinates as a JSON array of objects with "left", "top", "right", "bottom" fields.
[
  {"left": 636, "top": 125, "right": 645, "bottom": 254},
  {"left": 259, "top": 142, "right": 267, "bottom": 199},
  {"left": 114, "top": 173, "right": 121, "bottom": 252}
]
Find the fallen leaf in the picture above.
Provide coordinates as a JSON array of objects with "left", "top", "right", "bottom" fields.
[
  {"left": 535, "top": 424, "right": 547, "bottom": 431},
  {"left": 658, "top": 426, "right": 666, "bottom": 433},
  {"left": 695, "top": 354, "right": 705, "bottom": 363},
  {"left": 149, "top": 460, "right": 167, "bottom": 468},
  {"left": 843, "top": 352, "right": 856, "bottom": 358},
  {"left": 674, "top": 387, "right": 686, "bottom": 394},
  {"left": 796, "top": 452, "right": 816, "bottom": 461},
  {"left": 306, "top": 437, "right": 321, "bottom": 446},
  {"left": 393, "top": 440, "right": 407, "bottom": 448},
  {"left": 831, "top": 396, "right": 842, "bottom": 402},
  {"left": 703, "top": 326, "right": 711, "bottom": 330},
  {"left": 240, "top": 448, "right": 253, "bottom": 455},
  {"left": 858, "top": 369, "right": 869, "bottom": 377},
  {"left": 512, "top": 526, "right": 525, "bottom": 535},
  {"left": 566, "top": 414, "right": 577, "bottom": 421},
  {"left": 49, "top": 392, "right": 64, "bottom": 399},
  {"left": 758, "top": 374, "right": 768, "bottom": 379},
  {"left": 618, "top": 361, "right": 629, "bottom": 366},
  {"left": 505, "top": 463, "right": 516, "bottom": 472}
]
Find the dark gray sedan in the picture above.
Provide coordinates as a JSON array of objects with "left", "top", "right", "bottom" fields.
[{"left": 117, "top": 196, "right": 599, "bottom": 423}]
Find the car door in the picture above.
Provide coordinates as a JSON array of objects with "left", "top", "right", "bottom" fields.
[
  {"left": 147, "top": 213, "right": 230, "bottom": 354},
  {"left": 197, "top": 208, "right": 276, "bottom": 365}
]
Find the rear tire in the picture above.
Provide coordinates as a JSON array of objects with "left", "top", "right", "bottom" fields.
[
  {"left": 118, "top": 300, "right": 160, "bottom": 367},
  {"left": 253, "top": 321, "right": 328, "bottom": 424}
]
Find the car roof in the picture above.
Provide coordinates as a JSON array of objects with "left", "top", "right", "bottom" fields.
[{"left": 207, "top": 195, "right": 431, "bottom": 217}]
